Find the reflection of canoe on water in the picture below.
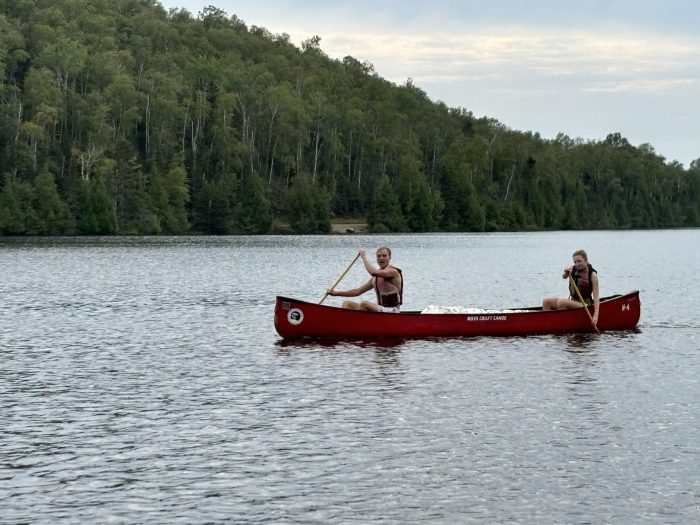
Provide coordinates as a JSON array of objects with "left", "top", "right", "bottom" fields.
[{"left": 274, "top": 291, "right": 641, "bottom": 340}]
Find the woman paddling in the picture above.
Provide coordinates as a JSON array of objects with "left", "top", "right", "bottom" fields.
[{"left": 542, "top": 249, "right": 600, "bottom": 329}]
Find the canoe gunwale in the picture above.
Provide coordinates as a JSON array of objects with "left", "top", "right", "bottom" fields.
[{"left": 274, "top": 291, "right": 640, "bottom": 339}]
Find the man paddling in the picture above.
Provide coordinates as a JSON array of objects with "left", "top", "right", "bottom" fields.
[{"left": 327, "top": 247, "right": 403, "bottom": 312}]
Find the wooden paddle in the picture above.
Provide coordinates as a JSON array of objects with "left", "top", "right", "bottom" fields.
[
  {"left": 319, "top": 252, "right": 361, "bottom": 304},
  {"left": 569, "top": 274, "right": 600, "bottom": 332}
]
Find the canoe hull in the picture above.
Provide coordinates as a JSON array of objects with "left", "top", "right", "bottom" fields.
[{"left": 274, "top": 291, "right": 641, "bottom": 339}]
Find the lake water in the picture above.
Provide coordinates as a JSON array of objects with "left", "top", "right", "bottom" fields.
[{"left": 1, "top": 231, "right": 698, "bottom": 523}]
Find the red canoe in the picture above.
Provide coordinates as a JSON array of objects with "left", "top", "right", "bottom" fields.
[{"left": 274, "top": 291, "right": 641, "bottom": 339}]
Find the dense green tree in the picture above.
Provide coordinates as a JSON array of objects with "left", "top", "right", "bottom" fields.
[
  {"left": 287, "top": 174, "right": 330, "bottom": 233},
  {"left": 439, "top": 138, "right": 485, "bottom": 231},
  {"left": 0, "top": 174, "right": 36, "bottom": 234},
  {"left": 31, "top": 169, "right": 74, "bottom": 234},
  {"left": 367, "top": 175, "right": 407, "bottom": 232},
  {"left": 394, "top": 153, "right": 439, "bottom": 232},
  {"left": 236, "top": 171, "right": 273, "bottom": 234},
  {"left": 149, "top": 165, "right": 189, "bottom": 234},
  {"left": 113, "top": 149, "right": 158, "bottom": 233},
  {"left": 192, "top": 175, "right": 238, "bottom": 234},
  {"left": 0, "top": 1, "right": 696, "bottom": 235},
  {"left": 76, "top": 178, "right": 117, "bottom": 234}
]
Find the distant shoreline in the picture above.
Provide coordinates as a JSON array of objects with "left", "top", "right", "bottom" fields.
[{"left": 331, "top": 222, "right": 368, "bottom": 234}]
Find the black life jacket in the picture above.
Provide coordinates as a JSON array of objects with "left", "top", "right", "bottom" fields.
[
  {"left": 569, "top": 263, "right": 596, "bottom": 302},
  {"left": 374, "top": 267, "right": 403, "bottom": 307}
]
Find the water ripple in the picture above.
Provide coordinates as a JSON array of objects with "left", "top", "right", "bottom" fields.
[{"left": 1, "top": 234, "right": 699, "bottom": 523}]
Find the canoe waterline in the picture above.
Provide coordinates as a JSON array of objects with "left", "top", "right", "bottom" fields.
[{"left": 274, "top": 291, "right": 640, "bottom": 339}]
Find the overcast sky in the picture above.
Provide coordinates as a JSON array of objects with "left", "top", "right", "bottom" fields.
[{"left": 159, "top": 0, "right": 700, "bottom": 167}]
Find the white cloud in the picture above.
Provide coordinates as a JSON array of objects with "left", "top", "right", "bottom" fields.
[
  {"left": 583, "top": 78, "right": 699, "bottom": 93},
  {"left": 159, "top": 1, "right": 700, "bottom": 165},
  {"left": 312, "top": 29, "right": 700, "bottom": 94}
]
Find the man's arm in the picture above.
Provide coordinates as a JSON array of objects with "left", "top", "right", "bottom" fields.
[
  {"left": 328, "top": 279, "right": 373, "bottom": 297},
  {"left": 360, "top": 251, "right": 399, "bottom": 278}
]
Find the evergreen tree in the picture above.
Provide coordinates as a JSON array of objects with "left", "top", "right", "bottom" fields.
[
  {"left": 0, "top": 174, "right": 36, "bottom": 235},
  {"left": 113, "top": 151, "right": 158, "bottom": 234},
  {"left": 149, "top": 166, "right": 190, "bottom": 234},
  {"left": 237, "top": 172, "right": 274, "bottom": 234},
  {"left": 192, "top": 175, "right": 238, "bottom": 234},
  {"left": 368, "top": 176, "right": 407, "bottom": 232},
  {"left": 76, "top": 179, "right": 117, "bottom": 234},
  {"left": 31, "top": 169, "right": 74, "bottom": 234},
  {"left": 287, "top": 175, "right": 331, "bottom": 233}
]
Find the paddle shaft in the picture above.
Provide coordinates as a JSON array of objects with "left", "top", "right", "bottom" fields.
[
  {"left": 569, "top": 274, "right": 599, "bottom": 332},
  {"left": 319, "top": 252, "right": 361, "bottom": 304}
]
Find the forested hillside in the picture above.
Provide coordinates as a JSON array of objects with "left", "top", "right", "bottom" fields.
[{"left": 1, "top": 0, "right": 698, "bottom": 235}]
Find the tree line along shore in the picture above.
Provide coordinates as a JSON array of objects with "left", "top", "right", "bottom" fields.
[{"left": 1, "top": 1, "right": 698, "bottom": 236}]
